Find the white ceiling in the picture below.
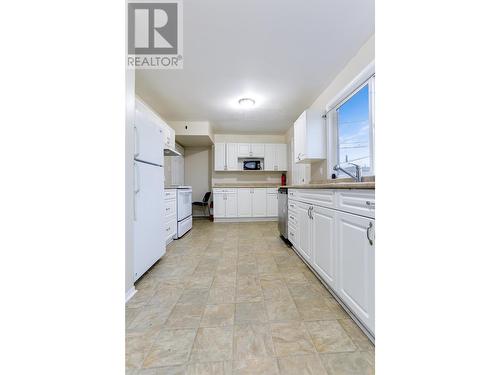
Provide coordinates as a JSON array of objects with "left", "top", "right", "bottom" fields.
[{"left": 136, "top": 0, "right": 374, "bottom": 134}]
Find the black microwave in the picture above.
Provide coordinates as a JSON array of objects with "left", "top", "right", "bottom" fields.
[{"left": 243, "top": 160, "right": 261, "bottom": 170}]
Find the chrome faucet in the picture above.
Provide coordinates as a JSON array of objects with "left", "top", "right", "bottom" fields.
[{"left": 333, "top": 163, "right": 362, "bottom": 182}]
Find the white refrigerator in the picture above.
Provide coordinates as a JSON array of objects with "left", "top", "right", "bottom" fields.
[{"left": 133, "top": 105, "right": 165, "bottom": 282}]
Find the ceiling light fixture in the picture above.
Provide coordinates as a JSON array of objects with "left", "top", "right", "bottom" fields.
[{"left": 238, "top": 98, "right": 256, "bottom": 108}]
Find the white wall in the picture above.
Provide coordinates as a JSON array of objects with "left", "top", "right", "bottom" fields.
[
  {"left": 213, "top": 134, "right": 285, "bottom": 143},
  {"left": 308, "top": 35, "right": 375, "bottom": 181},
  {"left": 125, "top": 68, "right": 135, "bottom": 299},
  {"left": 184, "top": 147, "right": 212, "bottom": 216}
]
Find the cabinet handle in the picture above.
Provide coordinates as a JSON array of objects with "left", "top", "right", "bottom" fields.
[
  {"left": 366, "top": 201, "right": 375, "bottom": 208},
  {"left": 290, "top": 215, "right": 294, "bottom": 220},
  {"left": 134, "top": 126, "right": 140, "bottom": 157},
  {"left": 366, "top": 222, "right": 374, "bottom": 245},
  {"left": 310, "top": 206, "right": 314, "bottom": 220}
]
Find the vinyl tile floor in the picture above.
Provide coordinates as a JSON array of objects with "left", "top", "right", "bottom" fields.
[{"left": 126, "top": 219, "right": 374, "bottom": 375}]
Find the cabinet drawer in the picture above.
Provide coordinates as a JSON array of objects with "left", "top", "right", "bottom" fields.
[
  {"left": 288, "top": 200, "right": 298, "bottom": 212},
  {"left": 289, "top": 189, "right": 336, "bottom": 209},
  {"left": 288, "top": 212, "right": 298, "bottom": 226},
  {"left": 165, "top": 200, "right": 176, "bottom": 217},
  {"left": 337, "top": 190, "right": 375, "bottom": 218},
  {"left": 213, "top": 188, "right": 237, "bottom": 194},
  {"left": 165, "top": 218, "right": 177, "bottom": 238},
  {"left": 164, "top": 189, "right": 177, "bottom": 200},
  {"left": 288, "top": 227, "right": 298, "bottom": 245}
]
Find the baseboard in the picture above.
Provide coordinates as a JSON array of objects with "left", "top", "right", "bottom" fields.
[
  {"left": 288, "top": 243, "right": 375, "bottom": 344},
  {"left": 214, "top": 217, "right": 278, "bottom": 223},
  {"left": 125, "top": 286, "right": 137, "bottom": 303}
]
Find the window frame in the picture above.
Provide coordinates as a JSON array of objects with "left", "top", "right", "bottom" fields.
[{"left": 326, "top": 62, "right": 375, "bottom": 179}]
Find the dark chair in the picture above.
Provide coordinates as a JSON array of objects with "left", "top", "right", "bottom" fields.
[{"left": 192, "top": 192, "right": 211, "bottom": 217}]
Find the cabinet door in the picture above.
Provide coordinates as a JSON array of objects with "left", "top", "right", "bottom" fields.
[
  {"left": 336, "top": 211, "right": 375, "bottom": 333},
  {"left": 266, "top": 193, "right": 278, "bottom": 217},
  {"left": 214, "top": 143, "right": 226, "bottom": 171},
  {"left": 237, "top": 189, "right": 252, "bottom": 217},
  {"left": 311, "top": 205, "right": 336, "bottom": 287},
  {"left": 213, "top": 192, "right": 226, "bottom": 217},
  {"left": 251, "top": 144, "right": 265, "bottom": 157},
  {"left": 164, "top": 124, "right": 175, "bottom": 148},
  {"left": 276, "top": 144, "right": 288, "bottom": 171},
  {"left": 297, "top": 203, "right": 312, "bottom": 261},
  {"left": 264, "top": 144, "right": 276, "bottom": 171},
  {"left": 226, "top": 143, "right": 239, "bottom": 170},
  {"left": 252, "top": 188, "right": 267, "bottom": 217},
  {"left": 225, "top": 193, "right": 238, "bottom": 217},
  {"left": 238, "top": 143, "right": 251, "bottom": 157},
  {"left": 294, "top": 111, "right": 307, "bottom": 162}
]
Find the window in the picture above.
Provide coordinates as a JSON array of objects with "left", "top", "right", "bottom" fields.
[{"left": 327, "top": 72, "right": 375, "bottom": 178}]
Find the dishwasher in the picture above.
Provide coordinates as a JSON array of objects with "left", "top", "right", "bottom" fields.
[{"left": 278, "top": 187, "right": 289, "bottom": 241}]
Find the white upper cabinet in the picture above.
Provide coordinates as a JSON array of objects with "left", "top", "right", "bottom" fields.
[
  {"left": 251, "top": 144, "right": 265, "bottom": 157},
  {"left": 237, "top": 143, "right": 251, "bottom": 157},
  {"left": 226, "top": 143, "right": 238, "bottom": 170},
  {"left": 216, "top": 142, "right": 288, "bottom": 171},
  {"left": 163, "top": 123, "right": 175, "bottom": 149},
  {"left": 264, "top": 144, "right": 288, "bottom": 171},
  {"left": 294, "top": 109, "right": 325, "bottom": 163},
  {"left": 214, "top": 143, "right": 238, "bottom": 171},
  {"left": 276, "top": 144, "right": 288, "bottom": 171},
  {"left": 214, "top": 143, "right": 226, "bottom": 171},
  {"left": 238, "top": 143, "right": 265, "bottom": 158}
]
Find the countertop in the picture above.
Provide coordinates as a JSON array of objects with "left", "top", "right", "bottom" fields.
[
  {"left": 212, "top": 178, "right": 375, "bottom": 190},
  {"left": 212, "top": 183, "right": 280, "bottom": 188},
  {"left": 284, "top": 177, "right": 374, "bottom": 189},
  {"left": 283, "top": 181, "right": 375, "bottom": 189}
]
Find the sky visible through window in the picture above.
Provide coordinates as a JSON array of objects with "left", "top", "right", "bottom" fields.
[{"left": 337, "top": 84, "right": 370, "bottom": 171}]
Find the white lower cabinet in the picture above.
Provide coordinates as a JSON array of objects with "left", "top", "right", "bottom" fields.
[
  {"left": 237, "top": 188, "right": 267, "bottom": 217},
  {"left": 252, "top": 188, "right": 267, "bottom": 217},
  {"left": 225, "top": 192, "right": 238, "bottom": 217},
  {"left": 237, "top": 189, "right": 252, "bottom": 217},
  {"left": 215, "top": 187, "right": 276, "bottom": 220},
  {"left": 213, "top": 189, "right": 238, "bottom": 218},
  {"left": 266, "top": 192, "right": 278, "bottom": 217},
  {"left": 296, "top": 202, "right": 312, "bottom": 261},
  {"left": 336, "top": 211, "right": 375, "bottom": 334},
  {"left": 213, "top": 191, "right": 225, "bottom": 217},
  {"left": 288, "top": 189, "right": 375, "bottom": 337},
  {"left": 311, "top": 205, "right": 336, "bottom": 287}
]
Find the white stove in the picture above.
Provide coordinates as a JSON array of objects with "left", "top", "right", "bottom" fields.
[{"left": 167, "top": 186, "right": 192, "bottom": 238}]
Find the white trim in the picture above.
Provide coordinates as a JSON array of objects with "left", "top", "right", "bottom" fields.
[
  {"left": 214, "top": 217, "right": 278, "bottom": 223},
  {"left": 125, "top": 286, "right": 137, "bottom": 303},
  {"left": 325, "top": 62, "right": 375, "bottom": 180},
  {"left": 326, "top": 61, "right": 375, "bottom": 111}
]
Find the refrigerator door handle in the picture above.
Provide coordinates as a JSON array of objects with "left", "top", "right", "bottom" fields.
[
  {"left": 134, "top": 125, "right": 140, "bottom": 158},
  {"left": 134, "top": 162, "right": 140, "bottom": 193},
  {"left": 133, "top": 163, "right": 140, "bottom": 221}
]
